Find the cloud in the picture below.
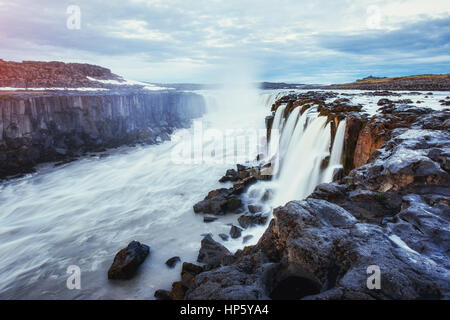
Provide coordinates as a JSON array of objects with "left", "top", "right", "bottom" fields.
[
  {"left": 319, "top": 17, "right": 450, "bottom": 56},
  {"left": 0, "top": 0, "right": 449, "bottom": 83}
]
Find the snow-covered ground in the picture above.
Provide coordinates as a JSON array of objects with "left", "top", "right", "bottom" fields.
[
  {"left": 0, "top": 87, "right": 109, "bottom": 92},
  {"left": 0, "top": 77, "right": 173, "bottom": 92},
  {"left": 86, "top": 76, "right": 172, "bottom": 91}
]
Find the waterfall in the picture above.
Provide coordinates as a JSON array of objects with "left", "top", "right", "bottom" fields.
[
  {"left": 260, "top": 91, "right": 284, "bottom": 108},
  {"left": 324, "top": 120, "right": 346, "bottom": 182},
  {"left": 267, "top": 104, "right": 287, "bottom": 159},
  {"left": 269, "top": 105, "right": 346, "bottom": 207},
  {"left": 278, "top": 107, "right": 301, "bottom": 160}
]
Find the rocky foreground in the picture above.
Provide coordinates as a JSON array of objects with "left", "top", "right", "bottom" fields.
[{"left": 160, "top": 91, "right": 449, "bottom": 300}]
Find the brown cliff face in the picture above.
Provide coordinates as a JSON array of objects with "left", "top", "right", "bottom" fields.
[
  {"left": 352, "top": 120, "right": 386, "bottom": 168},
  {"left": 351, "top": 103, "right": 438, "bottom": 169},
  {"left": 343, "top": 114, "right": 367, "bottom": 174},
  {"left": 0, "top": 60, "right": 124, "bottom": 88}
]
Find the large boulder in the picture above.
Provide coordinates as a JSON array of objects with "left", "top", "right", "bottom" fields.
[
  {"left": 229, "top": 225, "right": 243, "bottom": 239},
  {"left": 238, "top": 213, "right": 269, "bottom": 229},
  {"left": 107, "top": 241, "right": 150, "bottom": 280},
  {"left": 197, "top": 235, "right": 231, "bottom": 268},
  {"left": 193, "top": 188, "right": 242, "bottom": 215}
]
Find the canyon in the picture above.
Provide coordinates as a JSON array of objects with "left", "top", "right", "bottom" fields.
[
  {"left": 0, "top": 60, "right": 449, "bottom": 300},
  {"left": 0, "top": 61, "right": 206, "bottom": 179}
]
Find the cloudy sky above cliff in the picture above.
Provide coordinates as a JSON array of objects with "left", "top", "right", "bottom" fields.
[{"left": 0, "top": 0, "right": 449, "bottom": 83}]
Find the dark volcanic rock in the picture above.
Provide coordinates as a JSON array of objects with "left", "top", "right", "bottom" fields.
[
  {"left": 184, "top": 196, "right": 449, "bottom": 300},
  {"left": 193, "top": 188, "right": 242, "bottom": 215},
  {"left": 154, "top": 289, "right": 172, "bottom": 300},
  {"left": 197, "top": 235, "right": 231, "bottom": 268},
  {"left": 248, "top": 204, "right": 263, "bottom": 213},
  {"left": 181, "top": 262, "right": 205, "bottom": 288},
  {"left": 195, "top": 163, "right": 272, "bottom": 215},
  {"left": 230, "top": 225, "right": 243, "bottom": 239},
  {"left": 108, "top": 241, "right": 150, "bottom": 280},
  {"left": 219, "top": 169, "right": 239, "bottom": 183},
  {"left": 166, "top": 256, "right": 181, "bottom": 268},
  {"left": 232, "top": 176, "right": 258, "bottom": 195},
  {"left": 219, "top": 233, "right": 229, "bottom": 241},
  {"left": 238, "top": 213, "right": 269, "bottom": 229},
  {"left": 170, "top": 281, "right": 188, "bottom": 300}
]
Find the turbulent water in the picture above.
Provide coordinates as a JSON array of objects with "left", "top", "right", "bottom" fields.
[
  {"left": 273, "top": 112, "right": 333, "bottom": 206},
  {"left": 0, "top": 86, "right": 270, "bottom": 299},
  {"left": 0, "top": 88, "right": 448, "bottom": 299}
]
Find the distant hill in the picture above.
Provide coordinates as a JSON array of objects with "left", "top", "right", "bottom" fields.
[
  {"left": 154, "top": 82, "right": 322, "bottom": 90},
  {"left": 259, "top": 82, "right": 304, "bottom": 89},
  {"left": 324, "top": 74, "right": 450, "bottom": 91},
  {"left": 0, "top": 59, "right": 125, "bottom": 88}
]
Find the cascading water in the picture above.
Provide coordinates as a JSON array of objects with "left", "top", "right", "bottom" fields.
[
  {"left": 324, "top": 120, "right": 346, "bottom": 182},
  {"left": 0, "top": 85, "right": 270, "bottom": 300},
  {"left": 268, "top": 104, "right": 346, "bottom": 207},
  {"left": 278, "top": 107, "right": 301, "bottom": 161},
  {"left": 267, "top": 103, "right": 287, "bottom": 160}
]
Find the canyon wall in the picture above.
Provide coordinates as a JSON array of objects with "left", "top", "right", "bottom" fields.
[{"left": 0, "top": 91, "right": 206, "bottom": 178}]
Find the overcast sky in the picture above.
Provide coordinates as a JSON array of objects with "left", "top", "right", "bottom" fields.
[{"left": 0, "top": 0, "right": 449, "bottom": 84}]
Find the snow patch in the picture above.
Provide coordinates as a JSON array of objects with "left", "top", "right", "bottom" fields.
[
  {"left": 86, "top": 76, "right": 173, "bottom": 91},
  {"left": 0, "top": 87, "right": 109, "bottom": 92}
]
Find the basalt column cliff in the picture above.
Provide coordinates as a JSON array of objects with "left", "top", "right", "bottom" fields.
[{"left": 0, "top": 61, "right": 206, "bottom": 178}]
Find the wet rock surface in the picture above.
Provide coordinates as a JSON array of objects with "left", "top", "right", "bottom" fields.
[
  {"left": 107, "top": 241, "right": 150, "bottom": 280},
  {"left": 229, "top": 225, "right": 243, "bottom": 239},
  {"left": 197, "top": 235, "right": 231, "bottom": 268},
  {"left": 166, "top": 256, "right": 181, "bottom": 268},
  {"left": 193, "top": 163, "right": 271, "bottom": 215},
  {"left": 238, "top": 213, "right": 269, "bottom": 229},
  {"left": 182, "top": 187, "right": 449, "bottom": 299}
]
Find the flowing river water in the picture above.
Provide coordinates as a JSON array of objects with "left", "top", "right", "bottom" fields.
[{"left": 0, "top": 86, "right": 273, "bottom": 299}]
